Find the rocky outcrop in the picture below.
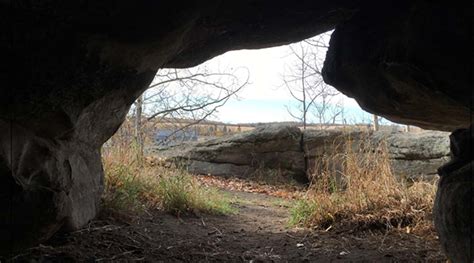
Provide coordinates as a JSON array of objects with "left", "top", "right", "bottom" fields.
[
  {"left": 157, "top": 125, "right": 307, "bottom": 183},
  {"left": 304, "top": 130, "right": 450, "bottom": 180},
  {"left": 158, "top": 126, "right": 449, "bottom": 182},
  {"left": 2, "top": 1, "right": 471, "bottom": 258},
  {"left": 372, "top": 131, "right": 450, "bottom": 180}
]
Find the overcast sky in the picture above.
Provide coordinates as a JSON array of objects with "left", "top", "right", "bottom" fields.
[
  {"left": 145, "top": 34, "right": 378, "bottom": 125},
  {"left": 197, "top": 39, "right": 374, "bottom": 124}
]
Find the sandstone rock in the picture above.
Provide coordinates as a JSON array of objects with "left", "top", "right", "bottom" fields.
[
  {"left": 304, "top": 129, "right": 449, "bottom": 181},
  {"left": 434, "top": 161, "right": 473, "bottom": 263},
  {"left": 159, "top": 126, "right": 449, "bottom": 183},
  {"left": 323, "top": 2, "right": 472, "bottom": 131},
  {"left": 303, "top": 129, "right": 364, "bottom": 158},
  {"left": 157, "top": 125, "right": 307, "bottom": 183},
  {"left": 0, "top": 66, "right": 155, "bottom": 254},
  {"left": 371, "top": 131, "right": 450, "bottom": 180},
  {"left": 434, "top": 126, "right": 473, "bottom": 263}
]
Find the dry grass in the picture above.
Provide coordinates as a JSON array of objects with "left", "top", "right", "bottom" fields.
[
  {"left": 290, "top": 134, "right": 437, "bottom": 234},
  {"left": 101, "top": 140, "right": 234, "bottom": 219}
]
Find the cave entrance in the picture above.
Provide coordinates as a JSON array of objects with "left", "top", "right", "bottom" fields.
[
  {"left": 75, "top": 34, "right": 446, "bottom": 261},
  {"left": 3, "top": 27, "right": 451, "bottom": 260}
]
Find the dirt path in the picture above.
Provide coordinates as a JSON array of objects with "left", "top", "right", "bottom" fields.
[{"left": 10, "top": 189, "right": 445, "bottom": 262}]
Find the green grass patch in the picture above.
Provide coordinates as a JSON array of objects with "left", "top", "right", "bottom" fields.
[
  {"left": 101, "top": 144, "right": 235, "bottom": 218},
  {"left": 157, "top": 173, "right": 235, "bottom": 216}
]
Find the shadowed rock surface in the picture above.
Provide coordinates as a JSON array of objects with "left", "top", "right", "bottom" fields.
[
  {"left": 434, "top": 126, "right": 473, "bottom": 263},
  {"left": 322, "top": 2, "right": 471, "bottom": 131},
  {"left": 156, "top": 125, "right": 449, "bottom": 182},
  {"left": 2, "top": 1, "right": 472, "bottom": 260}
]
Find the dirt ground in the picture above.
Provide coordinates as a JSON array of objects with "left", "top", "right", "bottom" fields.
[{"left": 8, "top": 187, "right": 446, "bottom": 262}]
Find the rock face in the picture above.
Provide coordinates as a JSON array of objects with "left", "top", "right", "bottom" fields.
[
  {"left": 322, "top": 2, "right": 472, "bottom": 131},
  {"left": 0, "top": 70, "right": 156, "bottom": 253},
  {"left": 2, "top": 1, "right": 472, "bottom": 259},
  {"left": 157, "top": 126, "right": 307, "bottom": 183},
  {"left": 158, "top": 126, "right": 449, "bottom": 182},
  {"left": 369, "top": 131, "right": 450, "bottom": 180},
  {"left": 434, "top": 126, "right": 473, "bottom": 263}
]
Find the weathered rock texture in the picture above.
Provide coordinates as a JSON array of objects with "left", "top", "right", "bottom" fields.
[
  {"left": 157, "top": 126, "right": 307, "bottom": 183},
  {"left": 322, "top": 2, "right": 472, "bottom": 131},
  {"left": 2, "top": 1, "right": 472, "bottom": 259},
  {"left": 372, "top": 132, "right": 450, "bottom": 180},
  {"left": 434, "top": 161, "right": 473, "bottom": 263},
  {"left": 158, "top": 126, "right": 449, "bottom": 182},
  {"left": 434, "top": 126, "right": 473, "bottom": 263}
]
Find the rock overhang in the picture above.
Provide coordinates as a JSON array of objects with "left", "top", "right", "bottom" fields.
[{"left": 1, "top": 0, "right": 472, "bottom": 256}]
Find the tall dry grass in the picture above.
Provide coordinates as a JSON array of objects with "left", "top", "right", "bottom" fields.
[
  {"left": 290, "top": 135, "right": 437, "bottom": 233},
  {"left": 101, "top": 139, "right": 234, "bottom": 219}
]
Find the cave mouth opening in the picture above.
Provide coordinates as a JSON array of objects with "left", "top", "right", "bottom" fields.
[
  {"left": 2, "top": 2, "right": 471, "bottom": 261},
  {"left": 81, "top": 33, "right": 450, "bottom": 262}
]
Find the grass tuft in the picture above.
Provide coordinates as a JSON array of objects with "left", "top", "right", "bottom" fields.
[
  {"left": 101, "top": 140, "right": 234, "bottom": 219},
  {"left": 157, "top": 172, "right": 234, "bottom": 216}
]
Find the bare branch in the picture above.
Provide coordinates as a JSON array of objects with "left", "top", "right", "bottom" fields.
[{"left": 282, "top": 34, "right": 341, "bottom": 128}]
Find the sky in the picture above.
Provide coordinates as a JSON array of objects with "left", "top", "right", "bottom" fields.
[
  {"left": 146, "top": 34, "right": 379, "bottom": 125},
  {"left": 198, "top": 41, "right": 375, "bottom": 124}
]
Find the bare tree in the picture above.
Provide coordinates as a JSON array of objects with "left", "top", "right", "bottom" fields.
[
  {"left": 132, "top": 65, "right": 249, "bottom": 148},
  {"left": 134, "top": 94, "right": 144, "bottom": 155},
  {"left": 282, "top": 43, "right": 314, "bottom": 130},
  {"left": 282, "top": 33, "right": 342, "bottom": 129}
]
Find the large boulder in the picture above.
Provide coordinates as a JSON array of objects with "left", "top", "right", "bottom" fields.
[
  {"left": 323, "top": 2, "right": 471, "bottom": 131},
  {"left": 304, "top": 129, "right": 450, "bottom": 181},
  {"left": 371, "top": 131, "right": 450, "bottom": 180},
  {"left": 157, "top": 125, "right": 307, "bottom": 183},
  {"left": 159, "top": 127, "right": 449, "bottom": 182}
]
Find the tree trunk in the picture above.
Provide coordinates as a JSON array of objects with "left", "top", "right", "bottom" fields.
[
  {"left": 135, "top": 95, "right": 144, "bottom": 155},
  {"left": 373, "top": 114, "right": 379, "bottom": 131}
]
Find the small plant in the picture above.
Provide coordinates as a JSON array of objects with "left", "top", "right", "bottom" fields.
[{"left": 289, "top": 199, "right": 318, "bottom": 226}]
